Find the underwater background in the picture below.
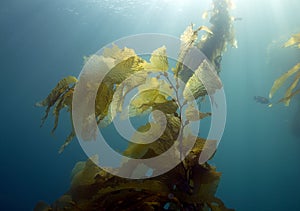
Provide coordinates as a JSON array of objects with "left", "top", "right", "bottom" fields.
[{"left": 1, "top": 0, "right": 300, "bottom": 210}]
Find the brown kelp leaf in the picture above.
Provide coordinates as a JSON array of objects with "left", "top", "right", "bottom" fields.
[
  {"left": 34, "top": 201, "right": 51, "bottom": 211},
  {"left": 283, "top": 33, "right": 300, "bottom": 48},
  {"left": 269, "top": 63, "right": 300, "bottom": 99}
]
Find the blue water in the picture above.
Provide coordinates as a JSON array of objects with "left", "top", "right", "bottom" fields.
[{"left": 1, "top": 0, "right": 300, "bottom": 210}]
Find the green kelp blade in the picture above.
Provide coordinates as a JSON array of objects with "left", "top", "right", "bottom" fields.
[{"left": 269, "top": 63, "right": 300, "bottom": 99}]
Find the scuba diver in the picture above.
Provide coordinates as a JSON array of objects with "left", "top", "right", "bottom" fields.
[{"left": 254, "top": 96, "right": 270, "bottom": 104}]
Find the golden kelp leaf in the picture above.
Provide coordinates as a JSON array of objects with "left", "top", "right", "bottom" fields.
[
  {"left": 277, "top": 88, "right": 300, "bottom": 106},
  {"left": 123, "top": 142, "right": 149, "bottom": 159},
  {"left": 36, "top": 76, "right": 77, "bottom": 126},
  {"left": 101, "top": 71, "right": 149, "bottom": 127},
  {"left": 35, "top": 76, "right": 77, "bottom": 107},
  {"left": 83, "top": 52, "right": 148, "bottom": 127},
  {"left": 282, "top": 71, "right": 300, "bottom": 106},
  {"left": 180, "top": 25, "right": 198, "bottom": 50},
  {"left": 183, "top": 136, "right": 206, "bottom": 168},
  {"left": 152, "top": 100, "right": 178, "bottom": 114},
  {"left": 129, "top": 89, "right": 165, "bottom": 116},
  {"left": 138, "top": 76, "right": 173, "bottom": 97},
  {"left": 95, "top": 82, "right": 114, "bottom": 122},
  {"left": 183, "top": 60, "right": 221, "bottom": 101},
  {"left": 58, "top": 130, "right": 75, "bottom": 153},
  {"left": 174, "top": 24, "right": 213, "bottom": 76},
  {"left": 145, "top": 46, "right": 169, "bottom": 71},
  {"left": 123, "top": 114, "right": 180, "bottom": 159},
  {"left": 269, "top": 63, "right": 300, "bottom": 98},
  {"left": 283, "top": 33, "right": 300, "bottom": 48},
  {"left": 128, "top": 77, "right": 175, "bottom": 116},
  {"left": 180, "top": 25, "right": 212, "bottom": 53},
  {"left": 71, "top": 155, "right": 100, "bottom": 188},
  {"left": 104, "top": 56, "right": 147, "bottom": 84},
  {"left": 103, "top": 44, "right": 137, "bottom": 64},
  {"left": 185, "top": 103, "right": 211, "bottom": 121},
  {"left": 202, "top": 11, "right": 209, "bottom": 19},
  {"left": 122, "top": 123, "right": 152, "bottom": 158},
  {"left": 82, "top": 55, "right": 115, "bottom": 81},
  {"left": 173, "top": 24, "right": 212, "bottom": 76},
  {"left": 197, "top": 25, "right": 213, "bottom": 35},
  {"left": 138, "top": 77, "right": 160, "bottom": 91},
  {"left": 52, "top": 89, "right": 73, "bottom": 134}
]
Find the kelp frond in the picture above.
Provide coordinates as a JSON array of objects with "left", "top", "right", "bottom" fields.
[
  {"left": 35, "top": 76, "right": 77, "bottom": 127},
  {"left": 35, "top": 0, "right": 236, "bottom": 210},
  {"left": 36, "top": 76, "right": 77, "bottom": 152},
  {"left": 173, "top": 24, "right": 213, "bottom": 76},
  {"left": 269, "top": 63, "right": 300, "bottom": 99},
  {"left": 269, "top": 33, "right": 300, "bottom": 106},
  {"left": 283, "top": 33, "right": 300, "bottom": 48}
]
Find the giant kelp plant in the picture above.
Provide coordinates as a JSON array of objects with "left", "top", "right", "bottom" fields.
[
  {"left": 269, "top": 33, "right": 300, "bottom": 106},
  {"left": 35, "top": 0, "right": 237, "bottom": 210}
]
